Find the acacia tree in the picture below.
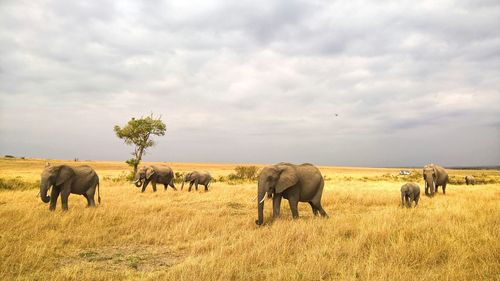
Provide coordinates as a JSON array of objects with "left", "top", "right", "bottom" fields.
[{"left": 114, "top": 114, "right": 166, "bottom": 175}]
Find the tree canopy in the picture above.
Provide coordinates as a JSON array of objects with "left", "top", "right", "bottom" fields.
[{"left": 114, "top": 114, "right": 166, "bottom": 174}]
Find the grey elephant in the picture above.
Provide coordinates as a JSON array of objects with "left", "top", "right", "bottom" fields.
[
  {"left": 423, "top": 164, "right": 448, "bottom": 196},
  {"left": 401, "top": 183, "right": 420, "bottom": 208},
  {"left": 133, "top": 165, "right": 176, "bottom": 192},
  {"left": 465, "top": 175, "right": 476, "bottom": 185},
  {"left": 181, "top": 171, "right": 212, "bottom": 191},
  {"left": 40, "top": 164, "right": 100, "bottom": 211},
  {"left": 256, "top": 163, "right": 328, "bottom": 225}
]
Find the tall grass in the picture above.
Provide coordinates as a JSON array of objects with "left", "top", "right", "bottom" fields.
[{"left": 0, "top": 159, "right": 498, "bottom": 280}]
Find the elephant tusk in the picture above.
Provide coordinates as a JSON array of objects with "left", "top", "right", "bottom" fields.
[
  {"left": 259, "top": 196, "right": 266, "bottom": 204},
  {"left": 134, "top": 179, "right": 143, "bottom": 187}
]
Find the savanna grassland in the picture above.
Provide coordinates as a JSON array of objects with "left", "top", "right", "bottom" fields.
[{"left": 0, "top": 158, "right": 499, "bottom": 281}]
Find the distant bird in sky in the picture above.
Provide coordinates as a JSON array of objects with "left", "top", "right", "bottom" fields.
[{"left": 334, "top": 113, "right": 339, "bottom": 117}]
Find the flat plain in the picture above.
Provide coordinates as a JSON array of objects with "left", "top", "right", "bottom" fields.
[{"left": 0, "top": 158, "right": 499, "bottom": 281}]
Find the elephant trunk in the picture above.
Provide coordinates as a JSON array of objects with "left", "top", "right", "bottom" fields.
[
  {"left": 256, "top": 178, "right": 268, "bottom": 225},
  {"left": 134, "top": 179, "right": 143, "bottom": 188},
  {"left": 40, "top": 181, "right": 50, "bottom": 203},
  {"left": 425, "top": 177, "right": 435, "bottom": 196},
  {"left": 257, "top": 192, "right": 265, "bottom": 226}
]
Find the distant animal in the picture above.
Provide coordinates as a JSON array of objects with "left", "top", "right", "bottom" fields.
[
  {"left": 134, "top": 166, "right": 176, "bottom": 192},
  {"left": 465, "top": 175, "right": 476, "bottom": 185},
  {"left": 39, "top": 164, "right": 100, "bottom": 211},
  {"left": 181, "top": 171, "right": 212, "bottom": 191},
  {"left": 400, "top": 183, "right": 420, "bottom": 208},
  {"left": 422, "top": 164, "right": 448, "bottom": 196},
  {"left": 256, "top": 162, "right": 328, "bottom": 225},
  {"left": 399, "top": 170, "right": 411, "bottom": 176}
]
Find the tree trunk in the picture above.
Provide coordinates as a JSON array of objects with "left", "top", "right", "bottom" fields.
[{"left": 133, "top": 163, "right": 139, "bottom": 175}]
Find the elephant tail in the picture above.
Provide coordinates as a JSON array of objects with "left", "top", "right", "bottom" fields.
[{"left": 97, "top": 178, "right": 101, "bottom": 204}]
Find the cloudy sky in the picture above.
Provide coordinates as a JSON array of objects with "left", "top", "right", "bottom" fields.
[{"left": 0, "top": 0, "right": 499, "bottom": 167}]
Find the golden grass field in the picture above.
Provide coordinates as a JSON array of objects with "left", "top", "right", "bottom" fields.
[{"left": 0, "top": 158, "right": 499, "bottom": 281}]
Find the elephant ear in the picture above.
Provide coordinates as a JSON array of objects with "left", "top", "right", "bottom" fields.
[
  {"left": 145, "top": 167, "right": 156, "bottom": 180},
  {"left": 56, "top": 165, "right": 75, "bottom": 186},
  {"left": 275, "top": 165, "right": 299, "bottom": 193}
]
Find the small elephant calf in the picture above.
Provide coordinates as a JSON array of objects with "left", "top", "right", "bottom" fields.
[
  {"left": 465, "top": 175, "right": 475, "bottom": 186},
  {"left": 400, "top": 183, "right": 420, "bottom": 208}
]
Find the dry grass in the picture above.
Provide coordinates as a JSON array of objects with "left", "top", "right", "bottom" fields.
[{"left": 0, "top": 158, "right": 499, "bottom": 281}]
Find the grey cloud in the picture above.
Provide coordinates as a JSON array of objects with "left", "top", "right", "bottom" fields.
[{"left": 0, "top": 0, "right": 499, "bottom": 166}]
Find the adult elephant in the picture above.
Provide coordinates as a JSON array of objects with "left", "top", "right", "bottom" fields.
[
  {"left": 465, "top": 175, "right": 476, "bottom": 185},
  {"left": 40, "top": 164, "right": 100, "bottom": 211},
  {"left": 181, "top": 171, "right": 211, "bottom": 192},
  {"left": 422, "top": 164, "right": 448, "bottom": 196},
  {"left": 256, "top": 163, "right": 328, "bottom": 225},
  {"left": 133, "top": 165, "right": 176, "bottom": 192}
]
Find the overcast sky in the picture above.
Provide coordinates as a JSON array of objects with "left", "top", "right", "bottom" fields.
[{"left": 0, "top": 0, "right": 499, "bottom": 167}]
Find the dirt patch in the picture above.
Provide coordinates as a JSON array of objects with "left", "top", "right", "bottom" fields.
[{"left": 65, "top": 245, "right": 185, "bottom": 272}]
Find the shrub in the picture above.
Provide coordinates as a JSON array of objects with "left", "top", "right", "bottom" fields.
[
  {"left": 228, "top": 166, "right": 258, "bottom": 181},
  {"left": 4, "top": 155, "right": 15, "bottom": 158},
  {"left": 174, "top": 172, "right": 186, "bottom": 184},
  {"left": 102, "top": 172, "right": 133, "bottom": 183}
]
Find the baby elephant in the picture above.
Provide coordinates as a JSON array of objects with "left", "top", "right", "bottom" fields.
[
  {"left": 465, "top": 175, "right": 475, "bottom": 186},
  {"left": 400, "top": 183, "right": 420, "bottom": 208}
]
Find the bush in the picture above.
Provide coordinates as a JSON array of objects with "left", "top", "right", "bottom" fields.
[
  {"left": 174, "top": 172, "right": 186, "bottom": 184},
  {"left": 228, "top": 166, "right": 258, "bottom": 181},
  {"left": 102, "top": 172, "right": 133, "bottom": 183},
  {"left": 4, "top": 155, "right": 15, "bottom": 158},
  {"left": 0, "top": 178, "right": 39, "bottom": 190}
]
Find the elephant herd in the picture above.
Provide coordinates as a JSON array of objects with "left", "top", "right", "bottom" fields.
[
  {"left": 39, "top": 163, "right": 212, "bottom": 211},
  {"left": 38, "top": 162, "right": 478, "bottom": 225}
]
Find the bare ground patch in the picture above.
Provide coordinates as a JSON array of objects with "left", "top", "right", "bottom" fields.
[{"left": 64, "top": 245, "right": 185, "bottom": 272}]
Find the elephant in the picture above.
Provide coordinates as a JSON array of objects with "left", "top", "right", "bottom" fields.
[
  {"left": 423, "top": 164, "right": 448, "bottom": 196},
  {"left": 181, "top": 171, "right": 212, "bottom": 191},
  {"left": 256, "top": 163, "right": 328, "bottom": 225},
  {"left": 39, "top": 164, "right": 100, "bottom": 211},
  {"left": 465, "top": 175, "right": 476, "bottom": 185},
  {"left": 400, "top": 183, "right": 420, "bottom": 208},
  {"left": 133, "top": 165, "right": 176, "bottom": 192}
]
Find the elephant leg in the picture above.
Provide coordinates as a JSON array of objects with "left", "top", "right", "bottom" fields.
[
  {"left": 60, "top": 189, "right": 70, "bottom": 211},
  {"left": 204, "top": 183, "right": 208, "bottom": 191},
  {"left": 49, "top": 187, "right": 61, "bottom": 211},
  {"left": 195, "top": 180, "right": 199, "bottom": 191},
  {"left": 141, "top": 180, "right": 149, "bottom": 193},
  {"left": 312, "top": 201, "right": 328, "bottom": 217},
  {"left": 188, "top": 181, "right": 194, "bottom": 192},
  {"left": 442, "top": 183, "right": 447, "bottom": 195},
  {"left": 309, "top": 202, "right": 319, "bottom": 216},
  {"left": 414, "top": 196, "right": 419, "bottom": 207},
  {"left": 288, "top": 198, "right": 299, "bottom": 219},
  {"left": 169, "top": 181, "right": 177, "bottom": 191},
  {"left": 83, "top": 194, "right": 91, "bottom": 207},
  {"left": 152, "top": 181, "right": 157, "bottom": 192},
  {"left": 272, "top": 194, "right": 282, "bottom": 218},
  {"left": 85, "top": 190, "right": 96, "bottom": 207},
  {"left": 408, "top": 196, "right": 413, "bottom": 207},
  {"left": 164, "top": 184, "right": 168, "bottom": 191},
  {"left": 401, "top": 194, "right": 405, "bottom": 207}
]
